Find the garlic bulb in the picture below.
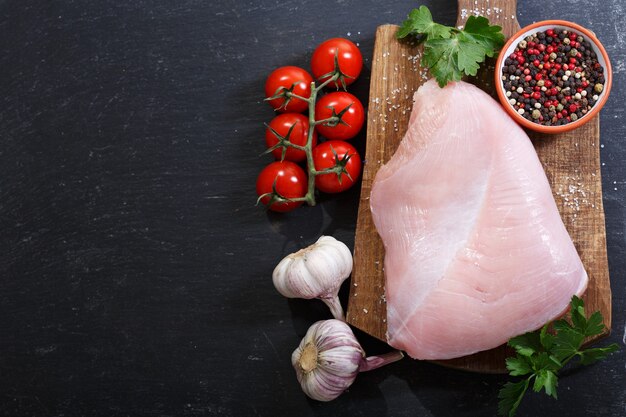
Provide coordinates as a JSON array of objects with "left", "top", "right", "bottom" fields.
[
  {"left": 272, "top": 236, "right": 352, "bottom": 320},
  {"left": 292, "top": 319, "right": 404, "bottom": 401}
]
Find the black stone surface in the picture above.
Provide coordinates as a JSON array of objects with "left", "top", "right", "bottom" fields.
[{"left": 0, "top": 0, "right": 624, "bottom": 416}]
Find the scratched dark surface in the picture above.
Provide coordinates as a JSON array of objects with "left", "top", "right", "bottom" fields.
[{"left": 0, "top": 0, "right": 624, "bottom": 416}]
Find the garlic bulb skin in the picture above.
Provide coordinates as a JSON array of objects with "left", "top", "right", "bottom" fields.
[
  {"left": 272, "top": 236, "right": 352, "bottom": 320},
  {"left": 292, "top": 319, "right": 404, "bottom": 402},
  {"left": 292, "top": 320, "right": 364, "bottom": 402}
]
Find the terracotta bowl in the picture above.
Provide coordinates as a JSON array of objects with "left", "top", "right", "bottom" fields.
[{"left": 495, "top": 20, "right": 612, "bottom": 134}]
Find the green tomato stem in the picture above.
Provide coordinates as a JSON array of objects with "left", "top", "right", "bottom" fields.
[
  {"left": 297, "top": 72, "right": 341, "bottom": 206},
  {"left": 304, "top": 80, "right": 319, "bottom": 206},
  {"left": 314, "top": 117, "right": 338, "bottom": 126},
  {"left": 287, "top": 143, "right": 307, "bottom": 152},
  {"left": 286, "top": 92, "right": 312, "bottom": 103},
  {"left": 315, "top": 75, "right": 337, "bottom": 91}
]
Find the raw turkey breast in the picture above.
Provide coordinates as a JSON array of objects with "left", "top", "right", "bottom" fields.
[{"left": 370, "top": 79, "right": 588, "bottom": 360}]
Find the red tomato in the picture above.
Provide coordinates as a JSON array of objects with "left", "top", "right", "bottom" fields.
[
  {"left": 265, "top": 113, "right": 317, "bottom": 162},
  {"left": 311, "top": 38, "right": 363, "bottom": 88},
  {"left": 313, "top": 140, "right": 361, "bottom": 193},
  {"left": 265, "top": 66, "right": 313, "bottom": 113},
  {"left": 315, "top": 92, "right": 365, "bottom": 141},
  {"left": 256, "top": 161, "right": 307, "bottom": 212}
]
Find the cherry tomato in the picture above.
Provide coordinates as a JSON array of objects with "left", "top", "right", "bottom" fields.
[
  {"left": 265, "top": 113, "right": 317, "bottom": 162},
  {"left": 256, "top": 161, "right": 307, "bottom": 212},
  {"left": 313, "top": 140, "right": 362, "bottom": 193},
  {"left": 311, "top": 38, "right": 363, "bottom": 88},
  {"left": 265, "top": 66, "right": 313, "bottom": 113},
  {"left": 315, "top": 92, "right": 365, "bottom": 141}
]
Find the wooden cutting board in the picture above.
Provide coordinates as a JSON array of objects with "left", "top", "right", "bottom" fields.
[{"left": 346, "top": 0, "right": 612, "bottom": 373}]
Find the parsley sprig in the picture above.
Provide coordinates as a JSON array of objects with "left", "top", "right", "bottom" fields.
[
  {"left": 498, "top": 296, "right": 619, "bottom": 417},
  {"left": 397, "top": 5, "right": 505, "bottom": 87}
]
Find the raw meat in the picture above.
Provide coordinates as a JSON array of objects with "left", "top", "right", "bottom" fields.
[{"left": 370, "top": 79, "right": 588, "bottom": 360}]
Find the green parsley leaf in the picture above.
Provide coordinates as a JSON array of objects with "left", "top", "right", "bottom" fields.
[
  {"left": 455, "top": 33, "right": 488, "bottom": 76},
  {"left": 396, "top": 5, "right": 452, "bottom": 40},
  {"left": 422, "top": 38, "right": 463, "bottom": 87},
  {"left": 578, "top": 344, "right": 619, "bottom": 365},
  {"left": 533, "top": 369, "right": 558, "bottom": 399},
  {"left": 539, "top": 323, "right": 554, "bottom": 350},
  {"left": 506, "top": 356, "right": 532, "bottom": 376},
  {"left": 570, "top": 295, "right": 588, "bottom": 332},
  {"left": 551, "top": 327, "right": 585, "bottom": 361},
  {"left": 582, "top": 311, "right": 605, "bottom": 337},
  {"left": 508, "top": 331, "right": 542, "bottom": 357},
  {"left": 570, "top": 294, "right": 584, "bottom": 311},
  {"left": 462, "top": 16, "right": 505, "bottom": 53},
  {"left": 396, "top": 6, "right": 504, "bottom": 87},
  {"left": 498, "top": 296, "right": 619, "bottom": 416},
  {"left": 531, "top": 352, "right": 562, "bottom": 372},
  {"left": 498, "top": 379, "right": 529, "bottom": 417}
]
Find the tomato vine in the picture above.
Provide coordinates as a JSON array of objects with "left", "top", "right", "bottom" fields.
[{"left": 258, "top": 50, "right": 361, "bottom": 210}]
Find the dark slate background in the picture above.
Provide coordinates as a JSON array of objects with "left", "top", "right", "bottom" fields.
[{"left": 0, "top": 0, "right": 624, "bottom": 416}]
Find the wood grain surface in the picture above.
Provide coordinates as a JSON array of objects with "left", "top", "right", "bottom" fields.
[{"left": 346, "top": 0, "right": 611, "bottom": 373}]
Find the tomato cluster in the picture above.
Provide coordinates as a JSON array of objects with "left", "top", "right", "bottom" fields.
[{"left": 257, "top": 38, "right": 365, "bottom": 212}]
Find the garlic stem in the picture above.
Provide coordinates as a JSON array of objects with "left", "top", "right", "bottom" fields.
[
  {"left": 320, "top": 296, "right": 345, "bottom": 321},
  {"left": 359, "top": 350, "right": 404, "bottom": 372}
]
